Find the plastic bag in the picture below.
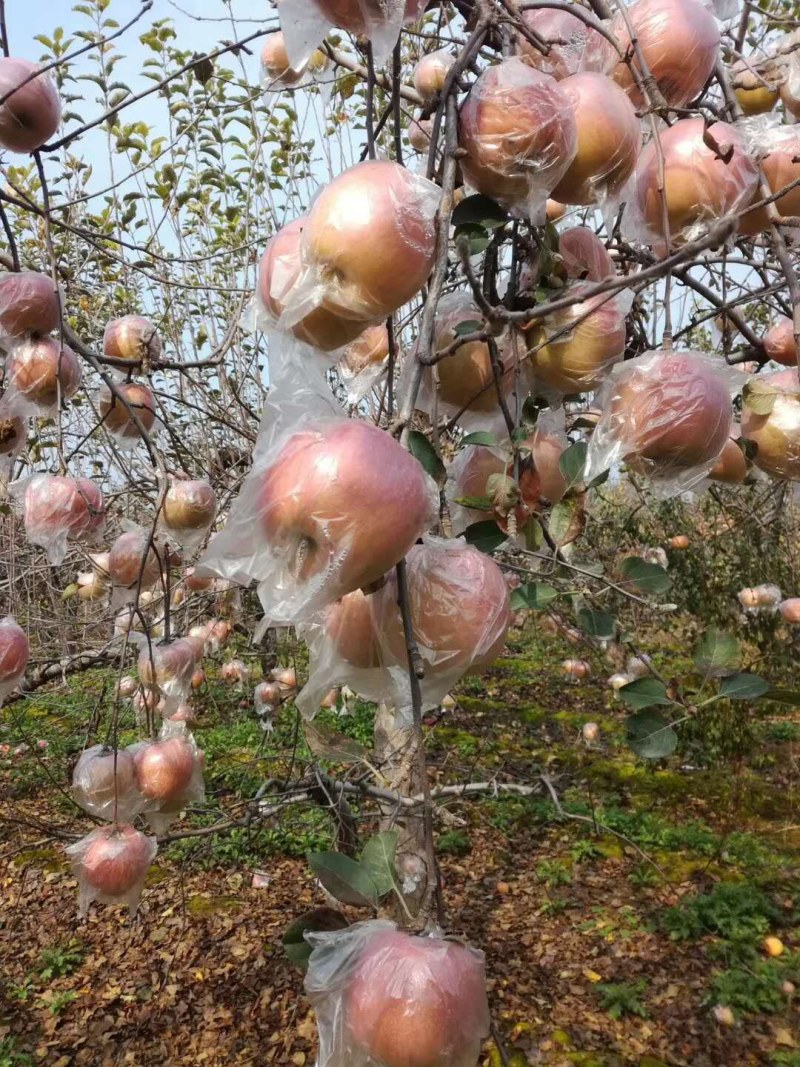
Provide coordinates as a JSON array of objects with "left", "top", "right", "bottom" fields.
[
  {"left": 739, "top": 122, "right": 800, "bottom": 238},
  {"left": 66, "top": 824, "right": 157, "bottom": 918},
  {"left": 277, "top": 160, "right": 440, "bottom": 331},
  {"left": 2, "top": 336, "right": 82, "bottom": 417},
  {"left": 103, "top": 314, "right": 163, "bottom": 366},
  {"left": 129, "top": 719, "right": 205, "bottom": 836},
  {"left": 161, "top": 477, "right": 217, "bottom": 556},
  {"left": 9, "top": 473, "right": 105, "bottom": 565},
  {"left": 0, "top": 57, "right": 61, "bottom": 154},
  {"left": 585, "top": 349, "right": 736, "bottom": 494},
  {"left": 337, "top": 323, "right": 390, "bottom": 404},
  {"left": 526, "top": 284, "right": 629, "bottom": 398},
  {"left": 559, "top": 226, "right": 616, "bottom": 281},
  {"left": 305, "top": 919, "right": 490, "bottom": 1067},
  {"left": 731, "top": 54, "right": 780, "bottom": 116},
  {"left": 0, "top": 270, "right": 60, "bottom": 339},
  {"left": 741, "top": 368, "right": 800, "bottom": 481},
  {"left": 98, "top": 381, "right": 157, "bottom": 450},
  {"left": 412, "top": 48, "right": 455, "bottom": 107},
  {"left": 550, "top": 72, "right": 641, "bottom": 207},
  {"left": 458, "top": 57, "right": 577, "bottom": 219},
  {"left": 278, "top": 0, "right": 419, "bottom": 73},
  {"left": 738, "top": 584, "right": 782, "bottom": 613},
  {"left": 260, "top": 30, "right": 329, "bottom": 90},
  {"left": 297, "top": 536, "right": 511, "bottom": 720},
  {"left": 624, "top": 118, "right": 759, "bottom": 249},
  {"left": 781, "top": 48, "right": 800, "bottom": 119},
  {"left": 515, "top": 7, "right": 613, "bottom": 79},
  {"left": 609, "top": 0, "right": 720, "bottom": 108},
  {"left": 137, "top": 636, "right": 198, "bottom": 712},
  {"left": 0, "top": 616, "right": 29, "bottom": 704},
  {"left": 220, "top": 658, "right": 251, "bottom": 688},
  {"left": 72, "top": 745, "right": 148, "bottom": 822},
  {"left": 707, "top": 425, "right": 749, "bottom": 483},
  {"left": 107, "top": 527, "right": 164, "bottom": 602},
  {"left": 0, "top": 413, "right": 26, "bottom": 482}
]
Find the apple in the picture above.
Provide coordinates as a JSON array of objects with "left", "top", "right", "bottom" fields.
[
  {"left": 133, "top": 687, "right": 166, "bottom": 718},
  {"left": 77, "top": 571, "right": 108, "bottom": 601},
  {"left": 607, "top": 351, "right": 733, "bottom": 476},
  {"left": 254, "top": 680, "right": 282, "bottom": 709},
  {"left": 709, "top": 431, "right": 748, "bottom": 484},
  {"left": 668, "top": 534, "right": 690, "bottom": 550},
  {"left": 190, "top": 668, "right": 205, "bottom": 690},
  {"left": 741, "top": 369, "right": 800, "bottom": 480},
  {"left": 732, "top": 56, "right": 778, "bottom": 115},
  {"left": 6, "top": 336, "right": 81, "bottom": 408},
  {"left": 551, "top": 73, "right": 640, "bottom": 206},
  {"left": 563, "top": 658, "right": 590, "bottom": 680},
  {"left": 431, "top": 296, "right": 515, "bottom": 412},
  {"left": 300, "top": 159, "right": 439, "bottom": 321},
  {"left": 740, "top": 128, "right": 800, "bottom": 236},
  {"left": 163, "top": 478, "right": 216, "bottom": 532},
  {"left": 324, "top": 589, "right": 383, "bottom": 669},
  {"left": 458, "top": 57, "right": 577, "bottom": 209},
  {"left": 70, "top": 824, "right": 155, "bottom": 898},
  {"left": 19, "top": 475, "right": 104, "bottom": 558},
  {"left": 515, "top": 8, "right": 611, "bottom": 80},
  {"left": 582, "top": 721, "right": 600, "bottom": 743},
  {"left": 256, "top": 420, "right": 435, "bottom": 596},
  {"left": 626, "top": 653, "right": 651, "bottom": 679},
  {"left": 344, "top": 928, "right": 489, "bottom": 1067},
  {"left": 610, "top": 0, "right": 720, "bottom": 108},
  {"left": 137, "top": 637, "right": 197, "bottom": 694},
  {"left": 72, "top": 745, "right": 141, "bottom": 820},
  {"left": 116, "top": 676, "right": 138, "bottom": 700},
  {"left": 546, "top": 198, "right": 566, "bottom": 222},
  {"left": 408, "top": 115, "right": 433, "bottom": 154},
  {"left": 103, "top": 315, "right": 163, "bottom": 363},
  {"left": 763, "top": 318, "right": 796, "bottom": 366},
  {"left": 634, "top": 119, "right": 758, "bottom": 244},
  {"left": 738, "top": 585, "right": 781, "bottom": 610},
  {"left": 261, "top": 31, "right": 326, "bottom": 86},
  {"left": 0, "top": 57, "right": 61, "bottom": 153},
  {"left": 0, "top": 617, "right": 29, "bottom": 697},
  {"left": 779, "top": 598, "right": 800, "bottom": 623},
  {"left": 412, "top": 49, "right": 455, "bottom": 107},
  {"left": 272, "top": 666, "right": 297, "bottom": 694},
  {"left": 108, "top": 530, "right": 162, "bottom": 590},
  {"left": 205, "top": 618, "right": 232, "bottom": 653},
  {"left": 99, "top": 381, "right": 157, "bottom": 440},
  {"left": 0, "top": 270, "right": 60, "bottom": 337},
  {"left": 559, "top": 227, "right": 616, "bottom": 282},
  {"left": 132, "top": 734, "right": 196, "bottom": 804},
  {"left": 258, "top": 217, "right": 368, "bottom": 351},
  {"left": 220, "top": 659, "right": 251, "bottom": 686},
  {"left": 340, "top": 323, "right": 389, "bottom": 377},
  {"left": 525, "top": 284, "right": 627, "bottom": 395},
  {"left": 608, "top": 672, "right": 630, "bottom": 692},
  {"left": 0, "top": 415, "right": 25, "bottom": 456},
  {"left": 764, "top": 936, "right": 785, "bottom": 958},
  {"left": 185, "top": 567, "right": 213, "bottom": 592},
  {"left": 169, "top": 703, "right": 196, "bottom": 724}
]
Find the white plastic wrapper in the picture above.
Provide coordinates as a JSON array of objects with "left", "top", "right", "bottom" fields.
[
  {"left": 515, "top": 7, "right": 612, "bottom": 79},
  {"left": 609, "top": 0, "right": 720, "bottom": 108},
  {"left": 66, "top": 824, "right": 157, "bottom": 918},
  {"left": 277, "top": 160, "right": 439, "bottom": 331},
  {"left": 161, "top": 478, "right": 217, "bottom": 556},
  {"left": 2, "top": 336, "right": 82, "bottom": 417},
  {"left": 220, "top": 658, "right": 251, "bottom": 688},
  {"left": 781, "top": 49, "right": 800, "bottom": 119},
  {"left": 0, "top": 616, "right": 29, "bottom": 704},
  {"left": 0, "top": 270, "right": 60, "bottom": 340},
  {"left": 103, "top": 315, "right": 163, "bottom": 365},
  {"left": 526, "top": 284, "right": 629, "bottom": 398},
  {"left": 260, "top": 30, "right": 329, "bottom": 90},
  {"left": 0, "top": 57, "right": 61, "bottom": 154},
  {"left": 737, "top": 584, "right": 782, "bottom": 613},
  {"left": 738, "top": 122, "right": 800, "bottom": 238},
  {"left": 107, "top": 526, "right": 164, "bottom": 604},
  {"left": 585, "top": 350, "right": 736, "bottom": 494},
  {"left": 197, "top": 369, "right": 438, "bottom": 625},
  {"left": 305, "top": 920, "right": 490, "bottom": 1067},
  {"left": 0, "top": 413, "right": 26, "bottom": 483},
  {"left": 297, "top": 536, "right": 511, "bottom": 721},
  {"left": 98, "top": 381, "right": 157, "bottom": 451},
  {"left": 559, "top": 226, "right": 616, "bottom": 281},
  {"left": 137, "top": 636, "right": 198, "bottom": 712},
  {"left": 624, "top": 118, "right": 759, "bottom": 248},
  {"left": 278, "top": 0, "right": 422, "bottom": 72},
  {"left": 741, "top": 368, "right": 800, "bottom": 481},
  {"left": 337, "top": 324, "right": 390, "bottom": 404},
  {"left": 9, "top": 473, "right": 105, "bottom": 565},
  {"left": 72, "top": 745, "right": 148, "bottom": 823},
  {"left": 459, "top": 57, "right": 578, "bottom": 219},
  {"left": 129, "top": 719, "right": 205, "bottom": 837}
]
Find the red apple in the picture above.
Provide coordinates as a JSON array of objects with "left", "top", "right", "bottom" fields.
[
  {"left": 408, "top": 115, "right": 433, "bottom": 154},
  {"left": 73, "top": 824, "right": 155, "bottom": 897},
  {"left": 0, "top": 270, "right": 60, "bottom": 337},
  {"left": 272, "top": 666, "right": 297, "bottom": 694},
  {"left": 515, "top": 7, "right": 611, "bottom": 80},
  {"left": 257, "top": 420, "right": 435, "bottom": 596},
  {"left": 563, "top": 658, "right": 590, "bottom": 679},
  {"left": 610, "top": 0, "right": 720, "bottom": 108},
  {"left": 668, "top": 533, "right": 690, "bottom": 549},
  {"left": 0, "top": 415, "right": 25, "bottom": 456},
  {"left": 412, "top": 49, "right": 455, "bottom": 107},
  {"left": 137, "top": 637, "right": 197, "bottom": 692},
  {"left": 185, "top": 567, "right": 213, "bottom": 592},
  {"left": 99, "top": 381, "right": 157, "bottom": 440},
  {"left": 344, "top": 928, "right": 489, "bottom": 1067},
  {"left": 779, "top": 598, "right": 800, "bottom": 623},
  {"left": 205, "top": 618, "right": 232, "bottom": 653},
  {"left": 190, "top": 668, "right": 205, "bottom": 690},
  {"left": 458, "top": 57, "right": 577, "bottom": 210},
  {"left": 72, "top": 745, "right": 140, "bottom": 819},
  {"left": 103, "top": 315, "right": 163, "bottom": 363},
  {"left": 163, "top": 478, "right": 216, "bottom": 532},
  {"left": 0, "top": 57, "right": 61, "bottom": 153},
  {"left": 132, "top": 734, "right": 196, "bottom": 804},
  {"left": 551, "top": 73, "right": 641, "bottom": 206},
  {"left": 108, "top": 530, "right": 162, "bottom": 589},
  {"left": 169, "top": 703, "right": 196, "bottom": 724},
  {"left": 709, "top": 430, "right": 748, "bottom": 484},
  {"left": 340, "top": 323, "right": 389, "bottom": 376},
  {"left": 300, "top": 159, "right": 438, "bottom": 320},
  {"left": 740, "top": 127, "right": 800, "bottom": 236},
  {"left": 255, "top": 680, "right": 282, "bottom": 708},
  {"left": 20, "top": 474, "right": 104, "bottom": 552},
  {"left": 6, "top": 336, "right": 81, "bottom": 407},
  {"left": 324, "top": 589, "right": 383, "bottom": 669},
  {"left": 741, "top": 368, "right": 800, "bottom": 480},
  {"left": 220, "top": 659, "right": 250, "bottom": 685},
  {"left": 559, "top": 227, "right": 616, "bottom": 282},
  {"left": 0, "top": 616, "right": 29, "bottom": 686}
]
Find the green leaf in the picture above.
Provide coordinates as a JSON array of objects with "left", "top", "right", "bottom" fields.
[
  {"left": 463, "top": 520, "right": 507, "bottom": 554},
  {"left": 764, "top": 688, "right": 800, "bottom": 705},
  {"left": 307, "top": 852, "right": 379, "bottom": 908},
  {"left": 461, "top": 431, "right": 497, "bottom": 446},
  {"left": 454, "top": 223, "right": 490, "bottom": 255},
  {"left": 619, "top": 677, "right": 671, "bottom": 710},
  {"left": 694, "top": 630, "right": 740, "bottom": 676},
  {"left": 453, "top": 494, "right": 494, "bottom": 511},
  {"left": 718, "top": 673, "right": 770, "bottom": 700},
  {"left": 453, "top": 319, "right": 483, "bottom": 338},
  {"left": 626, "top": 710, "right": 678, "bottom": 759},
  {"left": 282, "top": 907, "right": 349, "bottom": 969},
  {"left": 558, "top": 441, "right": 588, "bottom": 491},
  {"left": 577, "top": 607, "right": 615, "bottom": 640},
  {"left": 408, "top": 431, "right": 445, "bottom": 482},
  {"left": 742, "top": 378, "right": 780, "bottom": 416},
  {"left": 451, "top": 193, "right": 508, "bottom": 231},
  {"left": 359, "top": 831, "right": 399, "bottom": 898},
  {"left": 510, "top": 582, "right": 559, "bottom": 611},
  {"left": 549, "top": 498, "right": 582, "bottom": 548},
  {"left": 618, "top": 556, "right": 672, "bottom": 596}
]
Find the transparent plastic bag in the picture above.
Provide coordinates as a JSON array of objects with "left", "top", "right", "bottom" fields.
[
  {"left": 609, "top": 0, "right": 720, "bottom": 108},
  {"left": 66, "top": 824, "right": 157, "bottom": 918},
  {"left": 0, "top": 57, "right": 61, "bottom": 154},
  {"left": 458, "top": 57, "right": 578, "bottom": 219},
  {"left": 277, "top": 160, "right": 439, "bottom": 330},
  {"left": 305, "top": 919, "right": 490, "bottom": 1067},
  {"left": 780, "top": 48, "right": 800, "bottom": 119},
  {"left": 137, "top": 636, "right": 198, "bottom": 712},
  {"left": 0, "top": 413, "right": 26, "bottom": 483},
  {"left": 738, "top": 583, "right": 782, "bottom": 613},
  {"left": 0, "top": 616, "right": 29, "bottom": 704},
  {"left": 515, "top": 7, "right": 613, "bottom": 79},
  {"left": 731, "top": 54, "right": 780, "bottom": 117},
  {"left": 0, "top": 270, "right": 60, "bottom": 339},
  {"left": 103, "top": 315, "right": 163, "bottom": 366},
  {"left": 741, "top": 368, "right": 800, "bottom": 481},
  {"left": 72, "top": 745, "right": 148, "bottom": 823},
  {"left": 107, "top": 525, "right": 164, "bottom": 602},
  {"left": 739, "top": 122, "right": 800, "bottom": 238},
  {"left": 220, "top": 658, "right": 251, "bottom": 688},
  {"left": 412, "top": 48, "right": 455, "bottom": 107},
  {"left": 161, "top": 477, "right": 217, "bottom": 556},
  {"left": 585, "top": 349, "right": 737, "bottom": 494},
  {"left": 98, "top": 381, "right": 157, "bottom": 450},
  {"left": 129, "top": 719, "right": 205, "bottom": 836},
  {"left": 526, "top": 284, "right": 629, "bottom": 398},
  {"left": 2, "top": 336, "right": 82, "bottom": 417},
  {"left": 260, "top": 30, "right": 329, "bottom": 90},
  {"left": 9, "top": 473, "right": 105, "bottom": 565},
  {"left": 278, "top": 0, "right": 416, "bottom": 72},
  {"left": 337, "top": 324, "right": 390, "bottom": 404},
  {"left": 624, "top": 118, "right": 759, "bottom": 249},
  {"left": 559, "top": 226, "right": 616, "bottom": 281}
]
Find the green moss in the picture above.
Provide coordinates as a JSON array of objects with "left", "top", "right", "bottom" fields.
[{"left": 185, "top": 893, "right": 243, "bottom": 917}]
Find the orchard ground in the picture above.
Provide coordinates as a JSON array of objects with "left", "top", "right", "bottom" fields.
[{"left": 1, "top": 584, "right": 799, "bottom": 1066}]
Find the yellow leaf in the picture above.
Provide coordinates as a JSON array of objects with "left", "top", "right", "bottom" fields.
[
  {"left": 193, "top": 969, "right": 205, "bottom": 981},
  {"left": 774, "top": 1027, "right": 796, "bottom": 1048},
  {"left": 583, "top": 968, "right": 603, "bottom": 983}
]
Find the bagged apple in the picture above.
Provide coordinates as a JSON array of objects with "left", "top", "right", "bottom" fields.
[
  {"left": 0, "top": 616, "right": 29, "bottom": 704},
  {"left": 72, "top": 745, "right": 148, "bottom": 822},
  {"left": 66, "top": 824, "right": 157, "bottom": 918},
  {"left": 9, "top": 473, "right": 105, "bottom": 565},
  {"left": 129, "top": 719, "right": 205, "bottom": 836}
]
